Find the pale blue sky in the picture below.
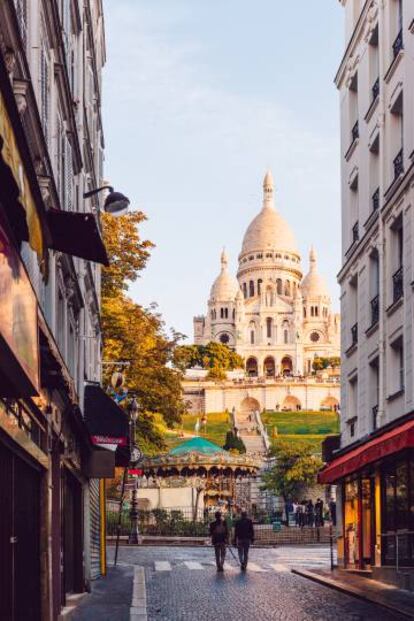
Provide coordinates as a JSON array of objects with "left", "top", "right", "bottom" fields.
[{"left": 102, "top": 1, "right": 344, "bottom": 339}]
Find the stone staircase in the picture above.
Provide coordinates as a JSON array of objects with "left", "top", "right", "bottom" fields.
[{"left": 234, "top": 411, "right": 267, "bottom": 457}]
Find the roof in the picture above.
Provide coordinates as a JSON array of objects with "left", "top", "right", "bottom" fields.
[
  {"left": 210, "top": 250, "right": 239, "bottom": 301},
  {"left": 169, "top": 436, "right": 226, "bottom": 456},
  {"left": 301, "top": 247, "right": 330, "bottom": 299}
]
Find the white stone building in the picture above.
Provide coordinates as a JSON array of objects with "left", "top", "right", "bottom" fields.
[
  {"left": 186, "top": 172, "right": 341, "bottom": 415},
  {"left": 320, "top": 0, "right": 414, "bottom": 580}
]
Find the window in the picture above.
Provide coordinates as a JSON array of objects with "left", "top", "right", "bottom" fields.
[
  {"left": 369, "top": 357, "right": 379, "bottom": 430},
  {"left": 349, "top": 172, "right": 359, "bottom": 247},
  {"left": 56, "top": 289, "right": 65, "bottom": 355},
  {"left": 243, "top": 283, "right": 247, "bottom": 299},
  {"left": 224, "top": 308, "right": 228, "bottom": 319},
  {"left": 249, "top": 281, "right": 254, "bottom": 297},
  {"left": 315, "top": 306, "right": 319, "bottom": 317},
  {"left": 310, "top": 331, "right": 320, "bottom": 343},
  {"left": 391, "top": 216, "right": 403, "bottom": 303},
  {"left": 266, "top": 287, "right": 273, "bottom": 307},
  {"left": 348, "top": 375, "right": 358, "bottom": 437},
  {"left": 266, "top": 318, "right": 272, "bottom": 339},
  {"left": 276, "top": 279, "right": 282, "bottom": 295},
  {"left": 257, "top": 279, "right": 262, "bottom": 295},
  {"left": 303, "top": 307, "right": 307, "bottom": 318},
  {"left": 369, "top": 249, "right": 379, "bottom": 325},
  {"left": 368, "top": 24, "right": 379, "bottom": 104},
  {"left": 348, "top": 72, "right": 358, "bottom": 149},
  {"left": 390, "top": 337, "right": 404, "bottom": 394},
  {"left": 14, "top": 0, "right": 28, "bottom": 50},
  {"left": 40, "top": 43, "right": 50, "bottom": 145},
  {"left": 284, "top": 329, "right": 289, "bottom": 345},
  {"left": 220, "top": 333, "right": 230, "bottom": 345},
  {"left": 220, "top": 308, "right": 224, "bottom": 319},
  {"left": 250, "top": 331, "right": 255, "bottom": 345},
  {"left": 285, "top": 281, "right": 291, "bottom": 296},
  {"left": 390, "top": 90, "right": 403, "bottom": 181}
]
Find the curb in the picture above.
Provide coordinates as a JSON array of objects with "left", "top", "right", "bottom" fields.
[{"left": 291, "top": 568, "right": 414, "bottom": 620}]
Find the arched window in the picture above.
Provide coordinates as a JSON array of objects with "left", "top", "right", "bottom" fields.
[
  {"left": 243, "top": 283, "right": 247, "bottom": 298},
  {"left": 285, "top": 281, "right": 291, "bottom": 296},
  {"left": 258, "top": 279, "right": 263, "bottom": 295},
  {"left": 315, "top": 306, "right": 319, "bottom": 317},
  {"left": 266, "top": 317, "right": 272, "bottom": 339},
  {"left": 311, "top": 306, "right": 314, "bottom": 317},
  {"left": 303, "top": 307, "right": 306, "bottom": 318},
  {"left": 211, "top": 310, "right": 214, "bottom": 319},
  {"left": 249, "top": 281, "right": 255, "bottom": 297},
  {"left": 220, "top": 308, "right": 224, "bottom": 319},
  {"left": 266, "top": 287, "right": 273, "bottom": 306},
  {"left": 284, "top": 329, "right": 289, "bottom": 344},
  {"left": 276, "top": 279, "right": 282, "bottom": 295},
  {"left": 250, "top": 330, "right": 255, "bottom": 344},
  {"left": 220, "top": 333, "right": 230, "bottom": 344},
  {"left": 232, "top": 308, "right": 235, "bottom": 319},
  {"left": 224, "top": 308, "right": 228, "bottom": 319}
]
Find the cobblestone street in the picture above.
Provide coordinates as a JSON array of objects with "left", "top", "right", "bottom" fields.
[{"left": 78, "top": 546, "right": 407, "bottom": 621}]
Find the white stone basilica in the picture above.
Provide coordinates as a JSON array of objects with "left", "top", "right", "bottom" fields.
[{"left": 184, "top": 172, "right": 341, "bottom": 415}]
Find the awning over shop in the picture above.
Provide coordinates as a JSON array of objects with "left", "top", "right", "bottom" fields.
[
  {"left": 84, "top": 383, "right": 129, "bottom": 448},
  {"left": 46, "top": 209, "right": 109, "bottom": 266},
  {"left": 319, "top": 418, "right": 414, "bottom": 483}
]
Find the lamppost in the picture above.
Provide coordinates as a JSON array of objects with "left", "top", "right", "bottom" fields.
[
  {"left": 83, "top": 185, "right": 130, "bottom": 215},
  {"left": 128, "top": 398, "right": 141, "bottom": 544}
]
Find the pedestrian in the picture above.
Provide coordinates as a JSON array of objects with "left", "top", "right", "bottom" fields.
[
  {"left": 292, "top": 500, "right": 298, "bottom": 527},
  {"left": 329, "top": 498, "right": 337, "bottom": 527},
  {"left": 306, "top": 500, "right": 315, "bottom": 527},
  {"left": 315, "top": 498, "right": 324, "bottom": 527},
  {"left": 285, "top": 499, "right": 293, "bottom": 526},
  {"left": 233, "top": 510, "right": 254, "bottom": 571},
  {"left": 297, "top": 501, "right": 305, "bottom": 529},
  {"left": 209, "top": 511, "right": 229, "bottom": 572}
]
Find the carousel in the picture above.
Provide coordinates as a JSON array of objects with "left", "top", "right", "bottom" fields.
[{"left": 138, "top": 437, "right": 260, "bottom": 518}]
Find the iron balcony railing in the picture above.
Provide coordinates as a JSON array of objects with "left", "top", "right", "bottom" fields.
[
  {"left": 392, "top": 265, "right": 403, "bottom": 303},
  {"left": 352, "top": 221, "right": 359, "bottom": 244},
  {"left": 370, "top": 294, "right": 379, "bottom": 326},
  {"left": 393, "top": 28, "right": 403, "bottom": 58},
  {"left": 372, "top": 187, "right": 380, "bottom": 211},
  {"left": 372, "top": 404, "right": 379, "bottom": 431},
  {"left": 372, "top": 77, "right": 380, "bottom": 101},
  {"left": 352, "top": 120, "right": 359, "bottom": 143},
  {"left": 393, "top": 149, "right": 404, "bottom": 179},
  {"left": 351, "top": 322, "right": 358, "bottom": 347}
]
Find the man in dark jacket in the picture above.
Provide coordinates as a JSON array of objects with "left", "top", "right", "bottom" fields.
[
  {"left": 234, "top": 510, "right": 254, "bottom": 570},
  {"left": 209, "top": 511, "right": 229, "bottom": 571}
]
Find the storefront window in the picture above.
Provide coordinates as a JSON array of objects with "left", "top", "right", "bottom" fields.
[
  {"left": 344, "top": 479, "right": 359, "bottom": 566},
  {"left": 396, "top": 462, "right": 408, "bottom": 530}
]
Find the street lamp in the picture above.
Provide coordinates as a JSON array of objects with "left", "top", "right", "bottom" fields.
[
  {"left": 128, "top": 397, "right": 141, "bottom": 544},
  {"left": 83, "top": 185, "right": 130, "bottom": 216}
]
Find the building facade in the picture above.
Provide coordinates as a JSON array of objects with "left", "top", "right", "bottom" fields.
[
  {"left": 187, "top": 171, "right": 341, "bottom": 415},
  {"left": 0, "top": 2, "right": 128, "bottom": 619},
  {"left": 320, "top": 0, "right": 414, "bottom": 581}
]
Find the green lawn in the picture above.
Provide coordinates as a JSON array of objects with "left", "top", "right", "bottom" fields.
[
  {"left": 270, "top": 434, "right": 326, "bottom": 455},
  {"left": 162, "top": 410, "right": 338, "bottom": 454}
]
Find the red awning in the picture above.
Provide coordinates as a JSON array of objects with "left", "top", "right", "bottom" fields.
[
  {"left": 46, "top": 209, "right": 109, "bottom": 266},
  {"left": 319, "top": 418, "right": 414, "bottom": 483}
]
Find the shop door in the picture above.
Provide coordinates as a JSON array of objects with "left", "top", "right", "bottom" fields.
[
  {"left": 361, "top": 477, "right": 376, "bottom": 568},
  {"left": 63, "top": 469, "right": 84, "bottom": 596},
  {"left": 0, "top": 441, "right": 41, "bottom": 621}
]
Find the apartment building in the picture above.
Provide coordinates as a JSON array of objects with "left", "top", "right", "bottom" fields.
[
  {"left": 320, "top": 0, "right": 414, "bottom": 582},
  {"left": 0, "top": 2, "right": 128, "bottom": 619}
]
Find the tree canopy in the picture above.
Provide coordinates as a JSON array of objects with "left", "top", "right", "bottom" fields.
[
  {"left": 174, "top": 342, "right": 244, "bottom": 380},
  {"left": 312, "top": 356, "right": 341, "bottom": 371},
  {"left": 101, "top": 212, "right": 187, "bottom": 453},
  {"left": 260, "top": 441, "right": 323, "bottom": 500}
]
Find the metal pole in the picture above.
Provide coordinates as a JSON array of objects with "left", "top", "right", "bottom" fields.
[
  {"left": 128, "top": 415, "right": 140, "bottom": 544},
  {"left": 114, "top": 467, "right": 128, "bottom": 566},
  {"left": 396, "top": 533, "right": 399, "bottom": 574},
  {"left": 329, "top": 523, "right": 334, "bottom": 571}
]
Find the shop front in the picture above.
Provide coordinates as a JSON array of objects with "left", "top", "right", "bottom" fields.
[{"left": 320, "top": 417, "right": 414, "bottom": 574}]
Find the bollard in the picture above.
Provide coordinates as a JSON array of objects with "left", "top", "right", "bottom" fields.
[{"left": 329, "top": 523, "right": 334, "bottom": 571}]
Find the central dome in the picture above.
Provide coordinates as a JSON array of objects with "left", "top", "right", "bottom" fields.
[{"left": 240, "top": 171, "right": 299, "bottom": 257}]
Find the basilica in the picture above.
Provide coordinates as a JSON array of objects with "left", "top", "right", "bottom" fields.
[{"left": 185, "top": 171, "right": 341, "bottom": 415}]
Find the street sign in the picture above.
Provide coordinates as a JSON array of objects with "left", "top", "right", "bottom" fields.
[{"left": 128, "top": 468, "right": 143, "bottom": 476}]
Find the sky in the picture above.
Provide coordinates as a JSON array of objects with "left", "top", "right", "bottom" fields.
[{"left": 102, "top": 1, "right": 344, "bottom": 340}]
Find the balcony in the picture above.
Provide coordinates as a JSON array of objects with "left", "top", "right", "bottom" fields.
[
  {"left": 392, "top": 265, "right": 403, "bottom": 303},
  {"left": 370, "top": 294, "right": 379, "bottom": 326},
  {"left": 372, "top": 77, "right": 380, "bottom": 101},
  {"left": 393, "top": 149, "right": 404, "bottom": 180},
  {"left": 372, "top": 405, "right": 379, "bottom": 431},
  {"left": 352, "top": 120, "right": 359, "bottom": 143},
  {"left": 393, "top": 29, "right": 403, "bottom": 58},
  {"left": 351, "top": 322, "right": 358, "bottom": 346},
  {"left": 352, "top": 221, "right": 359, "bottom": 244},
  {"left": 372, "top": 187, "right": 380, "bottom": 212}
]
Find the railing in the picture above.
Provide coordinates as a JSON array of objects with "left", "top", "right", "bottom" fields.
[
  {"left": 370, "top": 294, "right": 379, "bottom": 326},
  {"left": 351, "top": 120, "right": 359, "bottom": 143},
  {"left": 392, "top": 28, "right": 403, "bottom": 58},
  {"left": 352, "top": 221, "right": 359, "bottom": 244},
  {"left": 372, "top": 187, "right": 380, "bottom": 212},
  {"left": 372, "top": 76, "right": 380, "bottom": 101},
  {"left": 393, "top": 149, "right": 404, "bottom": 179},
  {"left": 392, "top": 265, "right": 403, "bottom": 303},
  {"left": 351, "top": 322, "right": 358, "bottom": 347},
  {"left": 254, "top": 410, "right": 271, "bottom": 452},
  {"left": 372, "top": 404, "right": 379, "bottom": 431}
]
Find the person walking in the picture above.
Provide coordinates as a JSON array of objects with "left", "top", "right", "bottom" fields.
[
  {"left": 315, "top": 498, "right": 324, "bottom": 527},
  {"left": 329, "top": 499, "right": 337, "bottom": 527},
  {"left": 234, "top": 510, "right": 254, "bottom": 571},
  {"left": 306, "top": 500, "right": 315, "bottom": 527},
  {"left": 209, "top": 511, "right": 229, "bottom": 572}
]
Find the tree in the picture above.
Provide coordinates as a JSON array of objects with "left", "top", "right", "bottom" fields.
[
  {"left": 174, "top": 342, "right": 244, "bottom": 376},
  {"left": 260, "top": 441, "right": 323, "bottom": 501},
  {"left": 101, "top": 212, "right": 187, "bottom": 453},
  {"left": 223, "top": 431, "right": 246, "bottom": 453}
]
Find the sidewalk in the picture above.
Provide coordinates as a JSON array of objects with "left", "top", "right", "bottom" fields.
[
  {"left": 70, "top": 564, "right": 134, "bottom": 621},
  {"left": 292, "top": 567, "right": 414, "bottom": 619}
]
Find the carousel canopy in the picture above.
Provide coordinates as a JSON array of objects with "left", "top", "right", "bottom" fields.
[{"left": 169, "top": 437, "right": 225, "bottom": 456}]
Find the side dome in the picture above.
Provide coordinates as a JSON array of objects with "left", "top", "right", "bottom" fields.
[
  {"left": 240, "top": 171, "right": 299, "bottom": 256},
  {"left": 301, "top": 247, "right": 330, "bottom": 299},
  {"left": 210, "top": 250, "right": 239, "bottom": 301}
]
